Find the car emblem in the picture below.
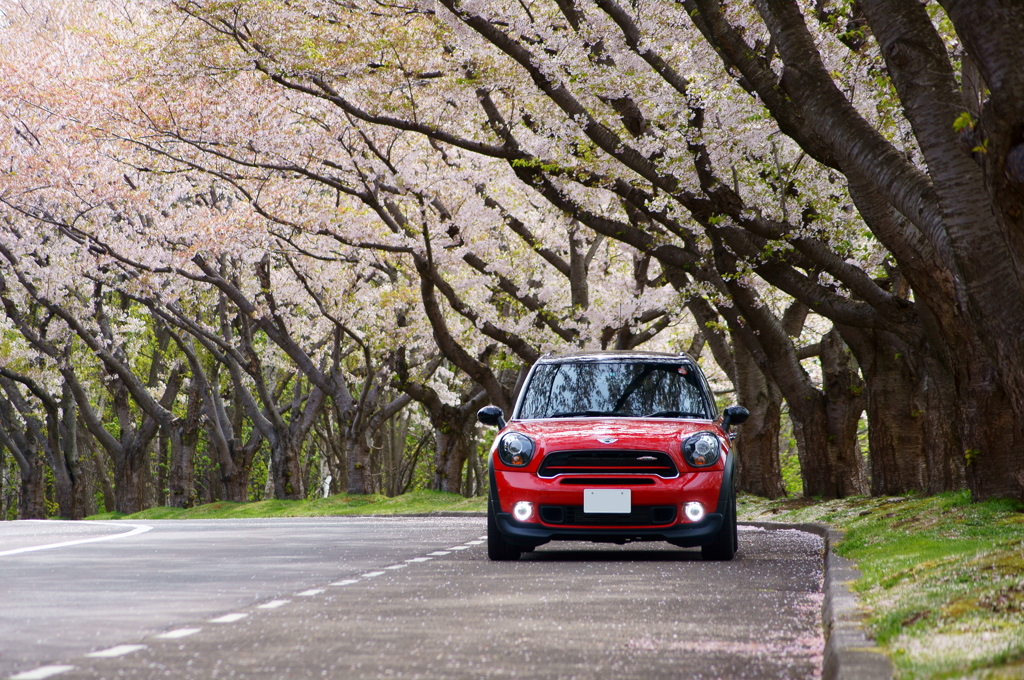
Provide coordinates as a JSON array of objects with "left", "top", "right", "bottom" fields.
[
  {"left": 637, "top": 456, "right": 657, "bottom": 461},
  {"left": 597, "top": 436, "right": 618, "bottom": 444}
]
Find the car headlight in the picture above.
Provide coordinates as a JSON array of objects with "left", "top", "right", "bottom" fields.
[
  {"left": 682, "top": 431, "right": 721, "bottom": 467},
  {"left": 497, "top": 432, "right": 535, "bottom": 467}
]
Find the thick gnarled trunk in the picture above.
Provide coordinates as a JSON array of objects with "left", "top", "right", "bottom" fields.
[
  {"left": 732, "top": 342, "right": 785, "bottom": 498},
  {"left": 113, "top": 447, "right": 151, "bottom": 515},
  {"left": 433, "top": 416, "right": 476, "bottom": 495},
  {"left": 785, "top": 329, "right": 867, "bottom": 499},
  {"left": 956, "top": 351, "right": 1024, "bottom": 501},
  {"left": 17, "top": 454, "right": 46, "bottom": 520},
  {"left": 346, "top": 432, "right": 373, "bottom": 495},
  {"left": 840, "top": 326, "right": 964, "bottom": 496},
  {"left": 269, "top": 432, "right": 305, "bottom": 500}
]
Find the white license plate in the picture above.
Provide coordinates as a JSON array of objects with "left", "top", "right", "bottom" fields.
[{"left": 584, "top": 489, "right": 631, "bottom": 514}]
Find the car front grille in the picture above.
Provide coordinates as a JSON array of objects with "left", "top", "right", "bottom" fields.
[
  {"left": 537, "top": 450, "right": 678, "bottom": 478},
  {"left": 538, "top": 505, "right": 677, "bottom": 526},
  {"left": 558, "top": 477, "right": 655, "bottom": 485}
]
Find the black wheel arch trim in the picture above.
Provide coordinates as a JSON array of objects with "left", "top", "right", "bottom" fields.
[{"left": 715, "top": 449, "right": 736, "bottom": 515}]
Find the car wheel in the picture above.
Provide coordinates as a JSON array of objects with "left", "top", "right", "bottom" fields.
[
  {"left": 701, "top": 488, "right": 737, "bottom": 562},
  {"left": 487, "top": 497, "right": 522, "bottom": 561}
]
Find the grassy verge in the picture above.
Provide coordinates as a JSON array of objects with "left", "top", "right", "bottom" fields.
[
  {"left": 738, "top": 491, "right": 1024, "bottom": 680},
  {"left": 86, "top": 489, "right": 487, "bottom": 520}
]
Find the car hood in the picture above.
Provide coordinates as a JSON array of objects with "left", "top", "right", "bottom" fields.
[{"left": 507, "top": 417, "right": 716, "bottom": 449}]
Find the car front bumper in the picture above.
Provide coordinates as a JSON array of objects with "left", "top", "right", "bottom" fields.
[{"left": 494, "top": 511, "right": 725, "bottom": 547}]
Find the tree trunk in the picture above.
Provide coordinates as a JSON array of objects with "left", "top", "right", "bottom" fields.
[
  {"left": 346, "top": 431, "right": 373, "bottom": 495},
  {"left": 47, "top": 430, "right": 77, "bottom": 519},
  {"left": 167, "top": 383, "right": 201, "bottom": 508},
  {"left": 269, "top": 433, "right": 305, "bottom": 500},
  {"left": 789, "top": 397, "right": 851, "bottom": 498},
  {"left": 113, "top": 446, "right": 150, "bottom": 515},
  {"left": 957, "top": 351, "right": 1024, "bottom": 501},
  {"left": 787, "top": 330, "right": 867, "bottom": 499},
  {"left": 18, "top": 453, "right": 46, "bottom": 520},
  {"left": 156, "top": 430, "right": 169, "bottom": 506},
  {"left": 819, "top": 328, "right": 868, "bottom": 497},
  {"left": 166, "top": 428, "right": 194, "bottom": 508},
  {"left": 839, "top": 326, "right": 965, "bottom": 496},
  {"left": 220, "top": 437, "right": 259, "bottom": 503},
  {"left": 433, "top": 414, "right": 475, "bottom": 494},
  {"left": 731, "top": 339, "right": 786, "bottom": 498},
  {"left": 84, "top": 430, "right": 115, "bottom": 513}
]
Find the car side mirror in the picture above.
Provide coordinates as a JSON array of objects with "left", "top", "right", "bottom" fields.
[
  {"left": 477, "top": 405, "right": 507, "bottom": 429},
  {"left": 721, "top": 405, "right": 749, "bottom": 433}
]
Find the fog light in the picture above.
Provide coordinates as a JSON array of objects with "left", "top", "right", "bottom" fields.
[
  {"left": 513, "top": 501, "right": 534, "bottom": 522},
  {"left": 684, "top": 502, "right": 705, "bottom": 522}
]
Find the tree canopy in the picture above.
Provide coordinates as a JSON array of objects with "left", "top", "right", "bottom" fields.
[{"left": 1, "top": 0, "right": 1022, "bottom": 518}]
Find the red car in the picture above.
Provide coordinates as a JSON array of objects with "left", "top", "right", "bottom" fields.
[{"left": 478, "top": 351, "right": 748, "bottom": 561}]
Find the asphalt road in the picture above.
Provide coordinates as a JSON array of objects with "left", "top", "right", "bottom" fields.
[{"left": 1, "top": 518, "right": 824, "bottom": 680}]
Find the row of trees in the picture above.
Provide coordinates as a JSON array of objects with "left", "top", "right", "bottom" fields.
[{"left": 1, "top": 0, "right": 1022, "bottom": 519}]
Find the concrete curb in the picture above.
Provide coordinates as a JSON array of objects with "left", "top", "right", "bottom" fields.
[{"left": 742, "top": 521, "right": 893, "bottom": 680}]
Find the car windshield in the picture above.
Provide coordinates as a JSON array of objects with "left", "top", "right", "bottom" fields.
[{"left": 517, "top": 361, "right": 710, "bottom": 420}]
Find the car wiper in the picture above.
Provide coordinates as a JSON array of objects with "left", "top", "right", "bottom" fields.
[
  {"left": 643, "top": 410, "right": 705, "bottom": 418},
  {"left": 548, "top": 410, "right": 624, "bottom": 418}
]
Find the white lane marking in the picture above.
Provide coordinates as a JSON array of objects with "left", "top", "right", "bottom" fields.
[
  {"left": 296, "top": 589, "right": 324, "bottom": 597},
  {"left": 0, "top": 524, "right": 152, "bottom": 558},
  {"left": 10, "top": 666, "right": 76, "bottom": 680},
  {"left": 257, "top": 600, "right": 291, "bottom": 609},
  {"left": 478, "top": 535, "right": 487, "bottom": 540},
  {"left": 405, "top": 557, "right": 432, "bottom": 563},
  {"left": 209, "top": 613, "right": 247, "bottom": 623},
  {"left": 156, "top": 628, "right": 201, "bottom": 639},
  {"left": 448, "top": 546, "right": 469, "bottom": 550},
  {"left": 329, "top": 580, "right": 359, "bottom": 587},
  {"left": 385, "top": 564, "right": 407, "bottom": 570},
  {"left": 428, "top": 551, "right": 450, "bottom": 556},
  {"left": 361, "top": 571, "right": 385, "bottom": 578},
  {"left": 85, "top": 644, "right": 146, "bottom": 658},
  {"left": 466, "top": 540, "right": 484, "bottom": 545}
]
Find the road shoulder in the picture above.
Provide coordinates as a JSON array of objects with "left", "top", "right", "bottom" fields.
[{"left": 743, "top": 522, "right": 893, "bottom": 680}]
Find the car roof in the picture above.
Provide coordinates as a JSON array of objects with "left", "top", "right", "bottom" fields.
[{"left": 536, "top": 350, "right": 699, "bottom": 364}]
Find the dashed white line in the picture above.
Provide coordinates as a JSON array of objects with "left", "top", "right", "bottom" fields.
[
  {"left": 0, "top": 524, "right": 153, "bottom": 558},
  {"left": 6, "top": 537, "right": 485, "bottom": 680},
  {"left": 85, "top": 645, "right": 146, "bottom": 658},
  {"left": 10, "top": 665, "right": 76, "bottom": 680},
  {"left": 156, "top": 628, "right": 201, "bottom": 640}
]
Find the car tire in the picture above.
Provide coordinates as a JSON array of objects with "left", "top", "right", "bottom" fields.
[
  {"left": 701, "top": 488, "right": 737, "bottom": 561},
  {"left": 487, "top": 498, "right": 522, "bottom": 561}
]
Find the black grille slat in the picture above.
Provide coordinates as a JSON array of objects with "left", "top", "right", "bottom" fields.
[
  {"left": 558, "top": 477, "right": 655, "bottom": 486},
  {"left": 539, "top": 505, "right": 677, "bottom": 526},
  {"left": 538, "top": 450, "right": 678, "bottom": 478}
]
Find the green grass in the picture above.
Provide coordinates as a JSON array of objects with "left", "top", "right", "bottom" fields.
[
  {"left": 86, "top": 490, "right": 487, "bottom": 520},
  {"left": 739, "top": 491, "right": 1024, "bottom": 680}
]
